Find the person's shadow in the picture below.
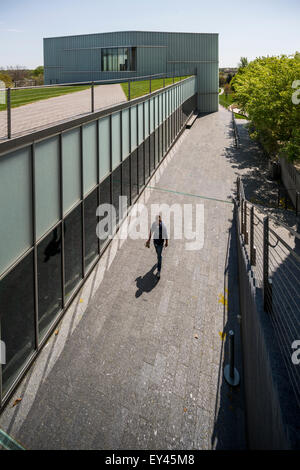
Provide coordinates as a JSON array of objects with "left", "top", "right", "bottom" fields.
[{"left": 135, "top": 264, "right": 159, "bottom": 298}]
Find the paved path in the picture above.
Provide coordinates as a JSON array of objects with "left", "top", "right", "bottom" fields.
[
  {"left": 0, "top": 107, "right": 246, "bottom": 450},
  {"left": 0, "top": 84, "right": 126, "bottom": 140}
]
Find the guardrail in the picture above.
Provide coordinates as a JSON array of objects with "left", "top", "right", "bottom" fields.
[
  {"left": 0, "top": 72, "right": 196, "bottom": 140},
  {"left": 236, "top": 176, "right": 300, "bottom": 410},
  {"left": 232, "top": 110, "right": 239, "bottom": 148}
]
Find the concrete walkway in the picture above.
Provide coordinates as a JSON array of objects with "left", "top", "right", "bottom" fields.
[
  {"left": 0, "top": 84, "right": 126, "bottom": 140},
  {"left": 0, "top": 107, "right": 246, "bottom": 450}
]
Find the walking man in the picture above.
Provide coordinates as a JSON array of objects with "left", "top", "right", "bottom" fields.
[{"left": 146, "top": 214, "right": 168, "bottom": 279}]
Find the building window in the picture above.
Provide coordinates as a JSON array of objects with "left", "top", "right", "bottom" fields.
[{"left": 101, "top": 47, "right": 136, "bottom": 72}]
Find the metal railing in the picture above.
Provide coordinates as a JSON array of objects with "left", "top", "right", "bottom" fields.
[
  {"left": 0, "top": 71, "right": 196, "bottom": 141},
  {"left": 236, "top": 176, "right": 300, "bottom": 408},
  {"left": 232, "top": 110, "right": 239, "bottom": 148}
]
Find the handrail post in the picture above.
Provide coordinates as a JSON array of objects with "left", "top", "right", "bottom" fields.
[
  {"left": 149, "top": 77, "right": 152, "bottom": 94},
  {"left": 91, "top": 81, "right": 94, "bottom": 113},
  {"left": 163, "top": 76, "right": 165, "bottom": 88},
  {"left": 237, "top": 177, "right": 240, "bottom": 204},
  {"left": 224, "top": 331, "right": 240, "bottom": 387},
  {"left": 7, "top": 87, "right": 11, "bottom": 139},
  {"left": 296, "top": 192, "right": 299, "bottom": 216},
  {"left": 241, "top": 195, "right": 244, "bottom": 235},
  {"left": 128, "top": 79, "right": 131, "bottom": 101},
  {"left": 244, "top": 201, "right": 248, "bottom": 244},
  {"left": 250, "top": 206, "right": 256, "bottom": 266},
  {"left": 263, "top": 216, "right": 272, "bottom": 313}
]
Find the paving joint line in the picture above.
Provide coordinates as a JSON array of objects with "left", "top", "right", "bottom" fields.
[{"left": 148, "top": 186, "right": 234, "bottom": 205}]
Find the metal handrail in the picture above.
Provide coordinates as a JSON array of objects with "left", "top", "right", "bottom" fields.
[
  {"left": 1, "top": 72, "right": 196, "bottom": 140},
  {"left": 0, "top": 72, "right": 195, "bottom": 91},
  {"left": 236, "top": 175, "right": 300, "bottom": 410}
]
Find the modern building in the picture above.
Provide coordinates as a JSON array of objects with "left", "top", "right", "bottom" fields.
[{"left": 44, "top": 30, "right": 219, "bottom": 112}]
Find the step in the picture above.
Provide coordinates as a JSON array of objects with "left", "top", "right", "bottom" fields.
[{"left": 186, "top": 113, "right": 198, "bottom": 129}]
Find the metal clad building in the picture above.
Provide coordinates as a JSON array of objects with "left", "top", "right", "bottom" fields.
[{"left": 44, "top": 31, "right": 219, "bottom": 112}]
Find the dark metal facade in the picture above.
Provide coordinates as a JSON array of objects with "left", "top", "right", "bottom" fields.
[{"left": 44, "top": 31, "right": 218, "bottom": 112}]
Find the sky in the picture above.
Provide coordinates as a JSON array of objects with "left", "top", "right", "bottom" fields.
[{"left": 0, "top": 0, "right": 299, "bottom": 69}]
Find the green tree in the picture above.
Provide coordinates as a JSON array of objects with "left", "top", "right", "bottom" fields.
[
  {"left": 32, "top": 66, "right": 44, "bottom": 85},
  {"left": 231, "top": 55, "right": 300, "bottom": 161},
  {"left": 238, "top": 57, "right": 249, "bottom": 70},
  {"left": 219, "top": 73, "right": 226, "bottom": 87},
  {"left": 226, "top": 73, "right": 233, "bottom": 84},
  {"left": 32, "top": 66, "right": 44, "bottom": 77},
  {"left": 0, "top": 71, "right": 13, "bottom": 87}
]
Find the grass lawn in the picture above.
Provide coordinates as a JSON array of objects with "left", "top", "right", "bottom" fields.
[
  {"left": 219, "top": 92, "right": 235, "bottom": 109},
  {"left": 235, "top": 113, "right": 247, "bottom": 120},
  {"left": 121, "top": 76, "right": 190, "bottom": 100},
  {"left": 0, "top": 85, "right": 90, "bottom": 111},
  {"left": 219, "top": 92, "right": 247, "bottom": 120}
]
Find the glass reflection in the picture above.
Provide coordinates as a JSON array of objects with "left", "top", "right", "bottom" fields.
[
  {"left": 38, "top": 225, "right": 62, "bottom": 339},
  {"left": 84, "top": 189, "right": 99, "bottom": 270},
  {"left": 64, "top": 204, "right": 83, "bottom": 299},
  {"left": 0, "top": 252, "right": 35, "bottom": 395}
]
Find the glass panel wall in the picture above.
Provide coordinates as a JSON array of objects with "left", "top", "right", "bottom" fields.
[
  {"left": 37, "top": 225, "right": 62, "bottom": 339},
  {"left": 84, "top": 189, "right": 99, "bottom": 271},
  {"left": 64, "top": 204, "right": 83, "bottom": 300},
  {"left": 138, "top": 145, "right": 144, "bottom": 190},
  {"left": 83, "top": 122, "right": 97, "bottom": 196},
  {"left": 130, "top": 106, "right": 137, "bottom": 151},
  {"left": 122, "top": 108, "right": 130, "bottom": 160},
  {"left": 0, "top": 148, "right": 32, "bottom": 275},
  {"left": 0, "top": 252, "right": 35, "bottom": 396},
  {"left": 0, "top": 77, "right": 197, "bottom": 407},
  {"left": 112, "top": 165, "right": 121, "bottom": 224},
  {"left": 35, "top": 137, "right": 60, "bottom": 239},
  {"left": 131, "top": 151, "right": 138, "bottom": 201},
  {"left": 99, "top": 175, "right": 111, "bottom": 247},
  {"left": 99, "top": 116, "right": 110, "bottom": 181},
  {"left": 122, "top": 156, "right": 130, "bottom": 208},
  {"left": 62, "top": 129, "right": 81, "bottom": 214},
  {"left": 112, "top": 112, "right": 121, "bottom": 170}
]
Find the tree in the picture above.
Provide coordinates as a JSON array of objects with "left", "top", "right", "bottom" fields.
[
  {"left": 226, "top": 73, "right": 233, "bottom": 84},
  {"left": 238, "top": 57, "right": 249, "bottom": 70},
  {"left": 231, "top": 55, "right": 300, "bottom": 161},
  {"left": 31, "top": 65, "right": 44, "bottom": 85},
  {"left": 6, "top": 65, "right": 29, "bottom": 82},
  {"left": 223, "top": 83, "right": 231, "bottom": 99},
  {"left": 0, "top": 72, "right": 13, "bottom": 87},
  {"left": 32, "top": 66, "right": 44, "bottom": 77},
  {"left": 219, "top": 73, "right": 226, "bottom": 87}
]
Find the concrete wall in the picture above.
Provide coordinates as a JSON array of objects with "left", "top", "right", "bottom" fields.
[
  {"left": 44, "top": 31, "right": 219, "bottom": 113},
  {"left": 279, "top": 156, "right": 300, "bottom": 208},
  {"left": 236, "top": 206, "right": 298, "bottom": 449}
]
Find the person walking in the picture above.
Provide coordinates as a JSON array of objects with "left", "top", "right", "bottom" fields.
[{"left": 146, "top": 214, "right": 168, "bottom": 279}]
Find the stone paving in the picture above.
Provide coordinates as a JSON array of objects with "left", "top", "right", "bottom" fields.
[
  {"left": 0, "top": 107, "right": 246, "bottom": 450},
  {"left": 0, "top": 84, "right": 126, "bottom": 140}
]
